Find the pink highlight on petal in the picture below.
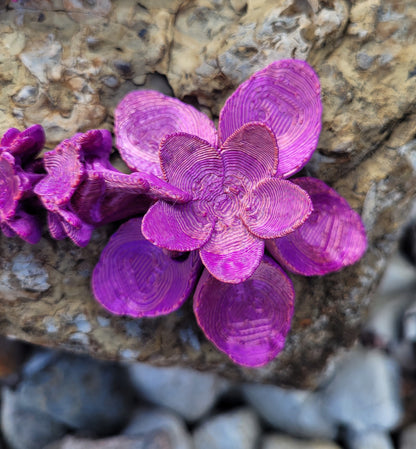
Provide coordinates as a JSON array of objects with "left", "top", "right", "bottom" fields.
[
  {"left": 221, "top": 122, "right": 278, "bottom": 185},
  {"left": 200, "top": 218, "right": 264, "bottom": 283},
  {"left": 159, "top": 133, "right": 223, "bottom": 199},
  {"left": 115, "top": 90, "right": 218, "bottom": 176},
  {"left": 142, "top": 200, "right": 215, "bottom": 252},
  {"left": 267, "top": 177, "right": 367, "bottom": 276},
  {"left": 92, "top": 217, "right": 201, "bottom": 317},
  {"left": 219, "top": 60, "right": 322, "bottom": 178},
  {"left": 243, "top": 178, "right": 312, "bottom": 239},
  {"left": 194, "top": 256, "right": 295, "bottom": 367}
]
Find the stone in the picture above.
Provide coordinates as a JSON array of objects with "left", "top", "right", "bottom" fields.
[
  {"left": 0, "top": 0, "right": 415, "bottom": 386},
  {"left": 261, "top": 435, "right": 342, "bottom": 449},
  {"left": 362, "top": 288, "right": 414, "bottom": 348},
  {"left": 242, "top": 384, "right": 337, "bottom": 439},
  {"left": 127, "top": 363, "right": 228, "bottom": 422},
  {"left": 193, "top": 408, "right": 260, "bottom": 449},
  {"left": 400, "top": 423, "right": 416, "bottom": 449},
  {"left": 322, "top": 347, "right": 403, "bottom": 431},
  {"left": 44, "top": 435, "right": 169, "bottom": 449},
  {"left": 122, "top": 407, "right": 193, "bottom": 449},
  {"left": 9, "top": 349, "right": 134, "bottom": 435},
  {"left": 345, "top": 429, "right": 394, "bottom": 449},
  {"left": 1, "top": 387, "right": 68, "bottom": 449},
  {"left": 377, "top": 253, "right": 416, "bottom": 296}
]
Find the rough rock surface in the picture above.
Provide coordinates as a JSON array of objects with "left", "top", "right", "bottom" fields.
[{"left": 0, "top": 0, "right": 415, "bottom": 387}]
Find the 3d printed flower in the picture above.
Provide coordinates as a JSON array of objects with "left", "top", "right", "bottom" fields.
[
  {"left": 35, "top": 129, "right": 190, "bottom": 247},
  {"left": 0, "top": 125, "right": 45, "bottom": 244},
  {"left": 92, "top": 59, "right": 367, "bottom": 367}
]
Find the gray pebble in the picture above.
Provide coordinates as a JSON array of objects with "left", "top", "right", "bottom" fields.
[
  {"left": 123, "top": 407, "right": 192, "bottom": 449},
  {"left": 243, "top": 384, "right": 337, "bottom": 439},
  {"left": 400, "top": 423, "right": 416, "bottom": 449},
  {"left": 261, "top": 434, "right": 342, "bottom": 449},
  {"left": 128, "top": 362, "right": 228, "bottom": 421},
  {"left": 345, "top": 429, "right": 394, "bottom": 449},
  {"left": 2, "top": 387, "right": 67, "bottom": 449},
  {"left": 322, "top": 348, "right": 403, "bottom": 431},
  {"left": 193, "top": 408, "right": 260, "bottom": 449},
  {"left": 15, "top": 351, "right": 134, "bottom": 435}
]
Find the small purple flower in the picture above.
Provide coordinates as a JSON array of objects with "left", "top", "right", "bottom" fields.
[
  {"left": 141, "top": 122, "right": 312, "bottom": 283},
  {"left": 97, "top": 59, "right": 367, "bottom": 367},
  {"left": 0, "top": 125, "right": 45, "bottom": 244},
  {"left": 35, "top": 129, "right": 191, "bottom": 247}
]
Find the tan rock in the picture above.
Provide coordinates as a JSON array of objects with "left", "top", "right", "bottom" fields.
[{"left": 0, "top": 0, "right": 414, "bottom": 386}]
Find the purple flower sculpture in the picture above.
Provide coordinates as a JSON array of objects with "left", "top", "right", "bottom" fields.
[
  {"left": 0, "top": 125, "right": 45, "bottom": 244},
  {"left": 34, "top": 129, "right": 191, "bottom": 247},
  {"left": 93, "top": 59, "right": 367, "bottom": 367}
]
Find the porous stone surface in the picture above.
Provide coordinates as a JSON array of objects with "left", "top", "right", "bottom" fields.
[{"left": 0, "top": 0, "right": 415, "bottom": 386}]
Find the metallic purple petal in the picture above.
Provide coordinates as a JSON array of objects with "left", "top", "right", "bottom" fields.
[
  {"left": 267, "top": 177, "right": 367, "bottom": 275},
  {"left": 199, "top": 218, "right": 264, "bottom": 283},
  {"left": 6, "top": 209, "right": 41, "bottom": 244},
  {"left": 221, "top": 122, "right": 278, "bottom": 185},
  {"left": 243, "top": 178, "right": 312, "bottom": 239},
  {"left": 92, "top": 217, "right": 201, "bottom": 317},
  {"left": 219, "top": 60, "right": 322, "bottom": 178},
  {"left": 115, "top": 90, "right": 218, "bottom": 176},
  {"left": 194, "top": 256, "right": 295, "bottom": 367},
  {"left": 1, "top": 125, "right": 45, "bottom": 164},
  {"left": 34, "top": 139, "right": 84, "bottom": 208},
  {"left": 47, "top": 212, "right": 66, "bottom": 240},
  {"left": 61, "top": 218, "right": 94, "bottom": 248},
  {"left": 1, "top": 128, "right": 20, "bottom": 147},
  {"left": 142, "top": 201, "right": 214, "bottom": 252},
  {"left": 72, "top": 171, "right": 151, "bottom": 225},
  {"left": 73, "top": 129, "right": 112, "bottom": 163},
  {"left": 0, "top": 152, "right": 23, "bottom": 221},
  {"left": 137, "top": 172, "right": 192, "bottom": 203},
  {"left": 159, "top": 133, "right": 223, "bottom": 198}
]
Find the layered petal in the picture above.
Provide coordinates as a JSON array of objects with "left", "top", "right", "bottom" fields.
[
  {"left": 267, "top": 177, "right": 367, "bottom": 275},
  {"left": 200, "top": 218, "right": 264, "bottom": 283},
  {"left": 221, "top": 122, "right": 278, "bottom": 187},
  {"left": 0, "top": 152, "right": 23, "bottom": 221},
  {"left": 1, "top": 125, "right": 45, "bottom": 164},
  {"left": 219, "top": 60, "right": 322, "bottom": 178},
  {"left": 115, "top": 90, "right": 218, "bottom": 176},
  {"left": 92, "top": 217, "right": 202, "bottom": 317},
  {"left": 5, "top": 209, "right": 41, "bottom": 244},
  {"left": 142, "top": 200, "right": 215, "bottom": 252},
  {"left": 159, "top": 133, "right": 223, "bottom": 200},
  {"left": 243, "top": 178, "right": 312, "bottom": 239},
  {"left": 34, "top": 139, "right": 84, "bottom": 208},
  {"left": 74, "top": 129, "right": 113, "bottom": 163},
  {"left": 194, "top": 256, "right": 295, "bottom": 367}
]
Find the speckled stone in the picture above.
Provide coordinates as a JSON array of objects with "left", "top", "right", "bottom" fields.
[{"left": 0, "top": 0, "right": 415, "bottom": 386}]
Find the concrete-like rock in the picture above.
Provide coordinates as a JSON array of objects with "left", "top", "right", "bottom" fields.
[
  {"left": 1, "top": 387, "right": 67, "bottom": 449},
  {"left": 193, "top": 408, "right": 260, "bottom": 449},
  {"left": 128, "top": 363, "right": 228, "bottom": 422},
  {"left": 123, "top": 407, "right": 193, "bottom": 449},
  {"left": 243, "top": 384, "right": 337, "bottom": 439},
  {"left": 0, "top": 0, "right": 415, "bottom": 386},
  {"left": 322, "top": 348, "right": 403, "bottom": 431},
  {"left": 261, "top": 435, "right": 342, "bottom": 449}
]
